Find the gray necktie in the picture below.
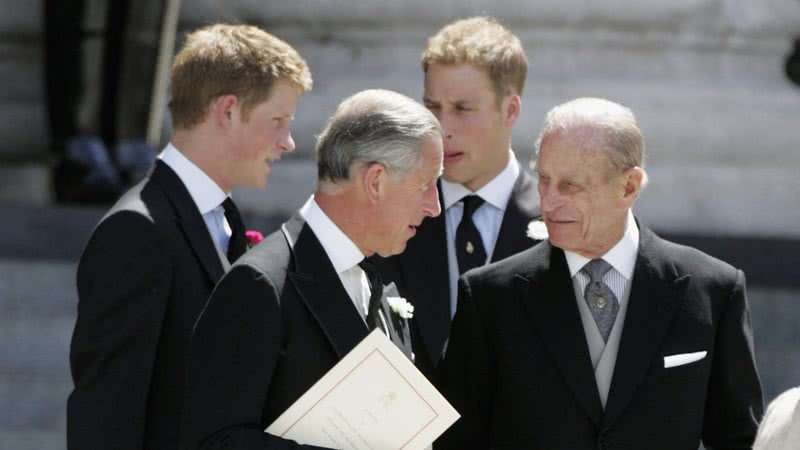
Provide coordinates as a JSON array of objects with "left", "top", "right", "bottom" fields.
[{"left": 582, "top": 259, "right": 619, "bottom": 343}]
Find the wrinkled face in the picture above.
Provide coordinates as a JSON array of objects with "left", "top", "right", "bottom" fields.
[
  {"left": 370, "top": 136, "right": 444, "bottom": 257},
  {"left": 423, "top": 63, "right": 513, "bottom": 192},
  {"left": 536, "top": 130, "right": 630, "bottom": 258},
  {"left": 229, "top": 79, "right": 301, "bottom": 189}
]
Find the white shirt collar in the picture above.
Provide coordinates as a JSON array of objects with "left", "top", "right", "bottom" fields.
[
  {"left": 564, "top": 210, "right": 640, "bottom": 279},
  {"left": 441, "top": 150, "right": 520, "bottom": 211},
  {"left": 299, "top": 196, "right": 365, "bottom": 275},
  {"left": 158, "top": 143, "right": 228, "bottom": 214}
]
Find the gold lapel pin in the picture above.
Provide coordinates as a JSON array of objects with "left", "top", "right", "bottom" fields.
[
  {"left": 466, "top": 241, "right": 474, "bottom": 254},
  {"left": 595, "top": 297, "right": 607, "bottom": 308}
]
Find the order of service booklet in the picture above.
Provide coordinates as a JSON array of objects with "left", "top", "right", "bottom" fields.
[{"left": 265, "top": 329, "right": 460, "bottom": 450}]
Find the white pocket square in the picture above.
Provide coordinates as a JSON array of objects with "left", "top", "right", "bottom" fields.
[{"left": 663, "top": 351, "right": 707, "bottom": 368}]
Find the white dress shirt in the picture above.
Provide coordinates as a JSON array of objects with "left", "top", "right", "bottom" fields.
[
  {"left": 564, "top": 210, "right": 640, "bottom": 367},
  {"left": 299, "top": 196, "right": 373, "bottom": 322},
  {"left": 159, "top": 144, "right": 233, "bottom": 259},
  {"left": 441, "top": 151, "right": 520, "bottom": 317}
]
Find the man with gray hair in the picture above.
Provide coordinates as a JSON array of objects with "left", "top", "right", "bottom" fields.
[
  {"left": 438, "top": 97, "right": 763, "bottom": 449},
  {"left": 181, "top": 89, "right": 443, "bottom": 450}
]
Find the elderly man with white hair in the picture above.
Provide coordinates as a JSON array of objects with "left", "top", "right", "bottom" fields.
[{"left": 438, "top": 97, "right": 763, "bottom": 450}]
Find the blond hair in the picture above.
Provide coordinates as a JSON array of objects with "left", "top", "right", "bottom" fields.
[
  {"left": 422, "top": 17, "right": 527, "bottom": 99},
  {"left": 169, "top": 24, "right": 312, "bottom": 130}
]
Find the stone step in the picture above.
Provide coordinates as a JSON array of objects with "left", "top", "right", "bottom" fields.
[
  {"left": 748, "top": 288, "right": 800, "bottom": 401},
  {"left": 0, "top": 165, "right": 51, "bottom": 205},
  {"left": 0, "top": 375, "right": 70, "bottom": 430},
  {"left": 0, "top": 260, "right": 77, "bottom": 319},
  {"left": 0, "top": 203, "right": 102, "bottom": 261},
  {"left": 0, "top": 316, "right": 73, "bottom": 376},
  {"left": 0, "top": 202, "right": 284, "bottom": 261},
  {"left": 0, "top": 430, "right": 64, "bottom": 450}
]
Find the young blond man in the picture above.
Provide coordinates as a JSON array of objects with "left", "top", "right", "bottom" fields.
[
  {"left": 378, "top": 17, "right": 541, "bottom": 381},
  {"left": 68, "top": 24, "right": 312, "bottom": 450}
]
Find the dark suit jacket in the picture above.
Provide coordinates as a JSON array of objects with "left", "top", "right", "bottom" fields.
[
  {"left": 68, "top": 161, "right": 229, "bottom": 450},
  {"left": 376, "top": 170, "right": 540, "bottom": 380},
  {"left": 437, "top": 226, "right": 763, "bottom": 450},
  {"left": 180, "top": 214, "right": 412, "bottom": 450}
]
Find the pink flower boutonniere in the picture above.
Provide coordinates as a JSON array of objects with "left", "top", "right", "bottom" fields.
[{"left": 245, "top": 230, "right": 264, "bottom": 249}]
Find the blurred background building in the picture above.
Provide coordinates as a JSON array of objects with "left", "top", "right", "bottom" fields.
[{"left": 1, "top": 0, "right": 799, "bottom": 448}]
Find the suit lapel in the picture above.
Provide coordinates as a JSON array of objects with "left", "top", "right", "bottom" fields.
[
  {"left": 151, "top": 161, "right": 225, "bottom": 283},
  {"left": 401, "top": 171, "right": 540, "bottom": 365},
  {"left": 281, "top": 214, "right": 370, "bottom": 359},
  {"left": 398, "top": 182, "right": 450, "bottom": 364},
  {"left": 518, "top": 242, "right": 604, "bottom": 427},
  {"left": 601, "top": 227, "right": 690, "bottom": 430},
  {"left": 379, "top": 282, "right": 413, "bottom": 360},
  {"left": 492, "top": 169, "right": 541, "bottom": 262}
]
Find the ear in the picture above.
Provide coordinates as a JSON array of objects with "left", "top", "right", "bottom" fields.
[
  {"left": 212, "top": 94, "right": 240, "bottom": 128},
  {"left": 502, "top": 93, "right": 521, "bottom": 127},
  {"left": 360, "top": 163, "right": 388, "bottom": 205},
  {"left": 620, "top": 166, "right": 645, "bottom": 207}
]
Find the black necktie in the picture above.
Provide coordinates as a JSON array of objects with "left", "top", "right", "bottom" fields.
[
  {"left": 358, "top": 259, "right": 387, "bottom": 333},
  {"left": 222, "top": 198, "right": 247, "bottom": 263},
  {"left": 456, "top": 195, "right": 487, "bottom": 274}
]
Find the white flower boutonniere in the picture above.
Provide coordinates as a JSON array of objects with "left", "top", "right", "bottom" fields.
[
  {"left": 526, "top": 219, "right": 549, "bottom": 240},
  {"left": 387, "top": 297, "right": 414, "bottom": 319}
]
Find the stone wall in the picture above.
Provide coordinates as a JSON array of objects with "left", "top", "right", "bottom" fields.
[
  {"left": 180, "top": 0, "right": 800, "bottom": 238},
  {"left": 0, "top": 0, "right": 45, "bottom": 161},
  {"left": 1, "top": 0, "right": 799, "bottom": 234}
]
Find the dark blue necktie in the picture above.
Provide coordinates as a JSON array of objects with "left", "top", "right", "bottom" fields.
[{"left": 456, "top": 195, "right": 486, "bottom": 274}]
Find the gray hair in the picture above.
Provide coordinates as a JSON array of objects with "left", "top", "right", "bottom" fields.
[
  {"left": 316, "top": 89, "right": 442, "bottom": 182},
  {"left": 532, "top": 97, "right": 647, "bottom": 185}
]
